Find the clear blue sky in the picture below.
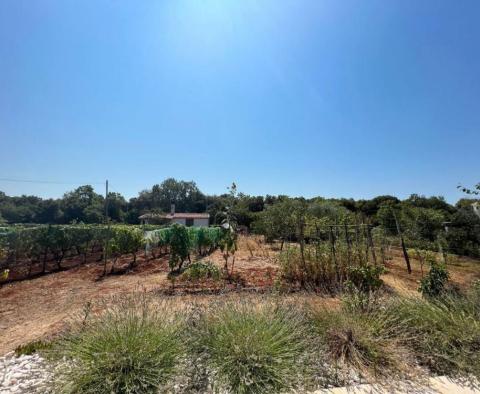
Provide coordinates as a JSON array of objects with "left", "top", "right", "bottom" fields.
[{"left": 1, "top": 0, "right": 479, "bottom": 202}]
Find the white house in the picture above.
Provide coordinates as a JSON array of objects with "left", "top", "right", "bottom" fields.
[
  {"left": 473, "top": 202, "right": 480, "bottom": 219},
  {"left": 139, "top": 205, "right": 210, "bottom": 227},
  {"left": 163, "top": 212, "right": 209, "bottom": 227}
]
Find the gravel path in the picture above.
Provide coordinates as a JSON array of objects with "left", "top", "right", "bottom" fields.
[
  {"left": 0, "top": 352, "right": 52, "bottom": 393},
  {"left": 1, "top": 352, "right": 478, "bottom": 394}
]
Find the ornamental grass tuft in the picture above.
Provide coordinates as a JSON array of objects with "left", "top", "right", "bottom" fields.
[
  {"left": 49, "top": 293, "right": 185, "bottom": 394},
  {"left": 194, "top": 299, "right": 311, "bottom": 394}
]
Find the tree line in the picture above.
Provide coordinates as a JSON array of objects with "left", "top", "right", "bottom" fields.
[{"left": 1, "top": 178, "right": 479, "bottom": 256}]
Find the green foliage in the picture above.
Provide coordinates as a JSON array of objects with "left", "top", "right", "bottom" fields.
[
  {"left": 50, "top": 294, "right": 184, "bottom": 394},
  {"left": 446, "top": 205, "right": 480, "bottom": 257},
  {"left": 0, "top": 223, "right": 225, "bottom": 280},
  {"left": 1, "top": 178, "right": 480, "bottom": 259},
  {"left": 15, "top": 340, "right": 52, "bottom": 356},
  {"left": 346, "top": 264, "right": 384, "bottom": 293},
  {"left": 187, "top": 226, "right": 223, "bottom": 255},
  {"left": 219, "top": 226, "right": 237, "bottom": 273},
  {"left": 419, "top": 261, "right": 449, "bottom": 298},
  {"left": 217, "top": 183, "right": 239, "bottom": 279},
  {"left": 252, "top": 199, "right": 297, "bottom": 243},
  {"left": 181, "top": 261, "right": 220, "bottom": 281},
  {"left": 168, "top": 224, "right": 191, "bottom": 271},
  {"left": 195, "top": 300, "right": 310, "bottom": 394},
  {"left": 62, "top": 185, "right": 105, "bottom": 224},
  {"left": 110, "top": 226, "right": 145, "bottom": 262}
]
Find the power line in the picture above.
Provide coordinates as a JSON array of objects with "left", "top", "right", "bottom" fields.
[{"left": 0, "top": 177, "right": 105, "bottom": 185}]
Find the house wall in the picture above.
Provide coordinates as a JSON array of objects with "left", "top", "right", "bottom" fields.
[
  {"left": 171, "top": 217, "right": 209, "bottom": 227},
  {"left": 193, "top": 218, "right": 209, "bottom": 227}
]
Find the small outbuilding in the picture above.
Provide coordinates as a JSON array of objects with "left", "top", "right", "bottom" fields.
[{"left": 139, "top": 205, "right": 210, "bottom": 227}]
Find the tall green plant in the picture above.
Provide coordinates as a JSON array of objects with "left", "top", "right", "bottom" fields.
[
  {"left": 218, "top": 183, "right": 239, "bottom": 280},
  {"left": 419, "top": 260, "right": 449, "bottom": 298},
  {"left": 168, "top": 224, "right": 190, "bottom": 272}
]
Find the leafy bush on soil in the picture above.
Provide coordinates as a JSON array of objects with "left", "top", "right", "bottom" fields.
[
  {"left": 194, "top": 300, "right": 310, "bottom": 394},
  {"left": 418, "top": 260, "right": 449, "bottom": 298},
  {"left": 346, "top": 264, "right": 384, "bottom": 293},
  {"left": 181, "top": 261, "right": 221, "bottom": 281},
  {"left": 49, "top": 293, "right": 185, "bottom": 394}
]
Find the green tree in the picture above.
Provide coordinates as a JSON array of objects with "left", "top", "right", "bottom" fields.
[
  {"left": 62, "top": 185, "right": 104, "bottom": 224},
  {"left": 252, "top": 198, "right": 297, "bottom": 249},
  {"left": 106, "top": 192, "right": 127, "bottom": 222}
]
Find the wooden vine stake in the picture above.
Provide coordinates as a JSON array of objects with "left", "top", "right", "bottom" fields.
[
  {"left": 362, "top": 219, "right": 370, "bottom": 263},
  {"left": 354, "top": 218, "right": 362, "bottom": 265},
  {"left": 392, "top": 210, "right": 412, "bottom": 274},
  {"left": 344, "top": 221, "right": 352, "bottom": 264},
  {"left": 366, "top": 224, "right": 377, "bottom": 265},
  {"left": 329, "top": 225, "right": 340, "bottom": 283}
]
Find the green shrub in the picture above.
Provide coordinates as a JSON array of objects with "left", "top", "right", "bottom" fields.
[
  {"left": 346, "top": 264, "right": 384, "bottom": 293},
  {"left": 15, "top": 339, "right": 52, "bottom": 356},
  {"left": 419, "top": 261, "right": 449, "bottom": 298},
  {"left": 181, "top": 261, "right": 221, "bottom": 281},
  {"left": 195, "top": 300, "right": 310, "bottom": 394},
  {"left": 49, "top": 294, "right": 185, "bottom": 394}
]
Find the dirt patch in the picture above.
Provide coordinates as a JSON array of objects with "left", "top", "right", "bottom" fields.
[{"left": 382, "top": 249, "right": 480, "bottom": 296}]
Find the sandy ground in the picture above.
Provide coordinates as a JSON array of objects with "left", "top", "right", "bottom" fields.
[
  {"left": 315, "top": 376, "right": 480, "bottom": 393},
  {"left": 0, "top": 236, "right": 479, "bottom": 355}
]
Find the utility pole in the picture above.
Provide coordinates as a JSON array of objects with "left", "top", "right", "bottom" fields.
[
  {"left": 103, "top": 179, "right": 109, "bottom": 276},
  {"left": 105, "top": 179, "right": 109, "bottom": 224}
]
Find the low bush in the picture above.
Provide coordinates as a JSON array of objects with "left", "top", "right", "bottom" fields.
[
  {"left": 194, "top": 299, "right": 310, "bottom": 394},
  {"left": 419, "top": 261, "right": 449, "bottom": 298},
  {"left": 278, "top": 244, "right": 384, "bottom": 293},
  {"left": 346, "top": 264, "right": 384, "bottom": 293},
  {"left": 49, "top": 293, "right": 185, "bottom": 394},
  {"left": 181, "top": 261, "right": 221, "bottom": 282}
]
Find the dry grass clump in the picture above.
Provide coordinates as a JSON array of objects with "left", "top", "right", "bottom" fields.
[
  {"left": 309, "top": 302, "right": 418, "bottom": 384},
  {"left": 278, "top": 245, "right": 342, "bottom": 292},
  {"left": 193, "top": 299, "right": 312, "bottom": 394},
  {"left": 382, "top": 283, "right": 480, "bottom": 381}
]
